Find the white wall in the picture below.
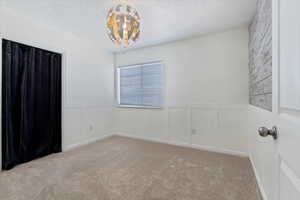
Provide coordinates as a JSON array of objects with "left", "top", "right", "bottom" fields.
[
  {"left": 0, "top": 6, "right": 115, "bottom": 166},
  {"left": 114, "top": 27, "right": 250, "bottom": 156}
]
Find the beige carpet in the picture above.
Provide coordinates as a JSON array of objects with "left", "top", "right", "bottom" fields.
[{"left": 0, "top": 136, "right": 262, "bottom": 200}]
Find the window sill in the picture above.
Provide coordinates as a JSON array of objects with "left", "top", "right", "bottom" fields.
[{"left": 116, "top": 105, "right": 163, "bottom": 109}]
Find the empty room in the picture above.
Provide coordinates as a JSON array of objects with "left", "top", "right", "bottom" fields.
[{"left": 0, "top": 0, "right": 300, "bottom": 200}]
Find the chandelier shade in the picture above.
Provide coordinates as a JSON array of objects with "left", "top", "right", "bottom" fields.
[{"left": 106, "top": 4, "right": 141, "bottom": 47}]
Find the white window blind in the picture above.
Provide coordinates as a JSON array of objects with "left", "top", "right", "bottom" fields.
[{"left": 117, "top": 62, "right": 163, "bottom": 108}]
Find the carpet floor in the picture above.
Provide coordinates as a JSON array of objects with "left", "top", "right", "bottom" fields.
[{"left": 0, "top": 136, "right": 262, "bottom": 200}]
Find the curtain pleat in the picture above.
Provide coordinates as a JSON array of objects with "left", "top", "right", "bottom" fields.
[{"left": 2, "top": 39, "right": 62, "bottom": 170}]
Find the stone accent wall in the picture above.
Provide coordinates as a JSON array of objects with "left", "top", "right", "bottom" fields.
[{"left": 249, "top": 0, "right": 272, "bottom": 111}]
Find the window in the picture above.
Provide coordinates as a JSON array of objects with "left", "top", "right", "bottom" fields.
[{"left": 116, "top": 62, "right": 164, "bottom": 108}]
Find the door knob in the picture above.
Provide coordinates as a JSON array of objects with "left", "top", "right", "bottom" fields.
[{"left": 258, "top": 126, "right": 278, "bottom": 140}]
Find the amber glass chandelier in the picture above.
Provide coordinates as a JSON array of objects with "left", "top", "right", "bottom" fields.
[{"left": 106, "top": 1, "right": 141, "bottom": 47}]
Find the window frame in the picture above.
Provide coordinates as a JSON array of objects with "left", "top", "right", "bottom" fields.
[{"left": 115, "top": 61, "right": 165, "bottom": 109}]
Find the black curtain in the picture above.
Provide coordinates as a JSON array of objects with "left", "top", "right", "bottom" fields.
[{"left": 2, "top": 39, "right": 62, "bottom": 170}]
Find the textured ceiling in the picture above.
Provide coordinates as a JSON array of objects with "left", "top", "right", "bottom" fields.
[{"left": 2, "top": 0, "right": 256, "bottom": 52}]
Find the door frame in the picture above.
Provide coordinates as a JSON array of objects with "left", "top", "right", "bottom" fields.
[
  {"left": 272, "top": 0, "right": 281, "bottom": 199},
  {"left": 0, "top": 33, "right": 68, "bottom": 170},
  {"left": 272, "top": 0, "right": 280, "bottom": 115}
]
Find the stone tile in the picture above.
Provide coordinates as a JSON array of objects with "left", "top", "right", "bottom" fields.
[
  {"left": 249, "top": 0, "right": 272, "bottom": 111},
  {"left": 263, "top": 76, "right": 272, "bottom": 94},
  {"left": 264, "top": 94, "right": 272, "bottom": 111},
  {"left": 250, "top": 80, "right": 265, "bottom": 95}
]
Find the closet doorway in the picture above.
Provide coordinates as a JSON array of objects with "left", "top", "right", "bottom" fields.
[{"left": 2, "top": 39, "right": 62, "bottom": 170}]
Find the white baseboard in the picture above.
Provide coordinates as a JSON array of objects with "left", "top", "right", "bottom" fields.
[
  {"left": 64, "top": 134, "right": 113, "bottom": 152},
  {"left": 249, "top": 154, "right": 268, "bottom": 200},
  {"left": 115, "top": 132, "right": 248, "bottom": 158},
  {"left": 189, "top": 143, "right": 248, "bottom": 158}
]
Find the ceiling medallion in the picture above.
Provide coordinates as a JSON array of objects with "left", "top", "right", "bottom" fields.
[{"left": 106, "top": 1, "right": 141, "bottom": 47}]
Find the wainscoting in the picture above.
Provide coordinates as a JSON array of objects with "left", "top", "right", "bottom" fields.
[
  {"left": 114, "top": 105, "right": 248, "bottom": 157},
  {"left": 0, "top": 106, "right": 114, "bottom": 171},
  {"left": 63, "top": 106, "right": 114, "bottom": 151}
]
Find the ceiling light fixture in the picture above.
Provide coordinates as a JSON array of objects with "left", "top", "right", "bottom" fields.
[{"left": 106, "top": 0, "right": 141, "bottom": 47}]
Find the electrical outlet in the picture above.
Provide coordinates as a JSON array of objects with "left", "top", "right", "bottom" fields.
[{"left": 191, "top": 129, "right": 197, "bottom": 135}]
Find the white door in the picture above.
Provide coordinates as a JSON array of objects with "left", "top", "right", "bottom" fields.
[{"left": 269, "top": 0, "right": 300, "bottom": 199}]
